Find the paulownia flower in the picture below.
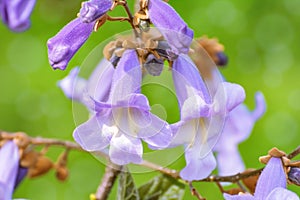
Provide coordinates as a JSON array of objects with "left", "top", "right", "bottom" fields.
[
  {"left": 73, "top": 50, "right": 172, "bottom": 165},
  {"left": 224, "top": 157, "right": 299, "bottom": 200},
  {"left": 170, "top": 55, "right": 245, "bottom": 181},
  {"left": 214, "top": 92, "right": 266, "bottom": 176},
  {"left": 0, "top": 0, "right": 36, "bottom": 32}
]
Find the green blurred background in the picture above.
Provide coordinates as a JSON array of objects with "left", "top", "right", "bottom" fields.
[{"left": 0, "top": 0, "right": 299, "bottom": 199}]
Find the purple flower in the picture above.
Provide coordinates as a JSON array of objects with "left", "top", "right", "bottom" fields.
[
  {"left": 0, "top": 141, "right": 19, "bottom": 200},
  {"left": 73, "top": 50, "right": 173, "bottom": 165},
  {"left": 79, "top": 0, "right": 112, "bottom": 23},
  {"left": 224, "top": 157, "right": 299, "bottom": 200},
  {"left": 214, "top": 92, "right": 266, "bottom": 176},
  {"left": 148, "top": 0, "right": 194, "bottom": 55},
  {"left": 58, "top": 59, "right": 114, "bottom": 107},
  {"left": 0, "top": 0, "right": 36, "bottom": 32},
  {"left": 47, "top": 18, "right": 94, "bottom": 70},
  {"left": 170, "top": 55, "right": 245, "bottom": 181}
]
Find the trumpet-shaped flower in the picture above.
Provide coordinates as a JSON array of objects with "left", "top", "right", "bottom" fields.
[
  {"left": 0, "top": 141, "right": 19, "bottom": 200},
  {"left": 224, "top": 157, "right": 299, "bottom": 200},
  {"left": 170, "top": 55, "right": 245, "bottom": 181},
  {"left": 214, "top": 92, "right": 266, "bottom": 176},
  {"left": 47, "top": 18, "right": 94, "bottom": 70},
  {"left": 148, "top": 0, "right": 194, "bottom": 55},
  {"left": 0, "top": 0, "right": 36, "bottom": 32},
  {"left": 79, "top": 0, "right": 112, "bottom": 23},
  {"left": 73, "top": 50, "right": 172, "bottom": 165}
]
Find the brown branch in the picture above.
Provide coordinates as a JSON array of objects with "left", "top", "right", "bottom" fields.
[
  {"left": 197, "top": 168, "right": 264, "bottom": 183},
  {"left": 117, "top": 0, "right": 140, "bottom": 38},
  {"left": 140, "top": 160, "right": 180, "bottom": 179},
  {"left": 288, "top": 145, "right": 300, "bottom": 159},
  {"left": 95, "top": 162, "right": 122, "bottom": 200}
]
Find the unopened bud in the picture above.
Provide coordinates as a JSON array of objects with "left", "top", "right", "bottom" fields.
[{"left": 288, "top": 167, "right": 300, "bottom": 186}]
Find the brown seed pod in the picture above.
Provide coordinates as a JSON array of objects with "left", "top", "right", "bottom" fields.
[
  {"left": 55, "top": 165, "right": 69, "bottom": 181},
  {"left": 28, "top": 155, "right": 53, "bottom": 178},
  {"left": 20, "top": 150, "right": 39, "bottom": 168},
  {"left": 242, "top": 169, "right": 260, "bottom": 194}
]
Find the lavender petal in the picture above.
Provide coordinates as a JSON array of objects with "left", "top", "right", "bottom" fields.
[
  {"left": 148, "top": 0, "right": 193, "bottom": 54},
  {"left": 109, "top": 133, "right": 143, "bottom": 165},
  {"left": 254, "top": 157, "right": 287, "bottom": 199}
]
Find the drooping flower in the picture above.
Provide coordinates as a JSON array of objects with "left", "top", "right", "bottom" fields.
[
  {"left": 79, "top": 0, "right": 112, "bottom": 23},
  {"left": 224, "top": 157, "right": 299, "bottom": 200},
  {"left": 0, "top": 0, "right": 36, "bottom": 32},
  {"left": 170, "top": 55, "right": 245, "bottom": 181},
  {"left": 58, "top": 59, "right": 114, "bottom": 107},
  {"left": 0, "top": 141, "right": 20, "bottom": 200},
  {"left": 148, "top": 0, "right": 194, "bottom": 55},
  {"left": 73, "top": 50, "right": 173, "bottom": 165},
  {"left": 214, "top": 92, "right": 266, "bottom": 176},
  {"left": 47, "top": 18, "right": 94, "bottom": 70}
]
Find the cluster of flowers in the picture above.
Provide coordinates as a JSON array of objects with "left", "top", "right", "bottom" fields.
[
  {"left": 48, "top": 0, "right": 266, "bottom": 182},
  {"left": 0, "top": 0, "right": 299, "bottom": 199}
]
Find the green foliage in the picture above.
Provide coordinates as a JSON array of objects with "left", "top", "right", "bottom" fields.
[
  {"left": 118, "top": 171, "right": 140, "bottom": 200},
  {"left": 138, "top": 175, "right": 185, "bottom": 200}
]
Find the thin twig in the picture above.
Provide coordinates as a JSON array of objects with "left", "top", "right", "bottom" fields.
[
  {"left": 140, "top": 160, "right": 180, "bottom": 179},
  {"left": 288, "top": 146, "right": 300, "bottom": 159},
  {"left": 198, "top": 168, "right": 264, "bottom": 183},
  {"left": 95, "top": 162, "right": 122, "bottom": 200},
  {"left": 117, "top": 0, "right": 140, "bottom": 38},
  {"left": 189, "top": 182, "right": 206, "bottom": 200}
]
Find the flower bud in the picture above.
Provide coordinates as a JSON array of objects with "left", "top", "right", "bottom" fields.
[{"left": 79, "top": 0, "right": 112, "bottom": 23}]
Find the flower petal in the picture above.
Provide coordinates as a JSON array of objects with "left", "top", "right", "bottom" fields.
[
  {"left": 266, "top": 187, "right": 299, "bottom": 200},
  {"left": 223, "top": 193, "right": 255, "bottom": 200},
  {"left": 109, "top": 133, "right": 143, "bottom": 165},
  {"left": 87, "top": 59, "right": 115, "bottom": 102},
  {"left": 213, "top": 82, "right": 245, "bottom": 114},
  {"left": 172, "top": 55, "right": 210, "bottom": 108},
  {"left": 169, "top": 121, "right": 196, "bottom": 147},
  {"left": 0, "top": 141, "right": 19, "bottom": 199},
  {"left": 148, "top": 0, "right": 193, "bottom": 54},
  {"left": 139, "top": 113, "right": 172, "bottom": 149},
  {"left": 109, "top": 50, "right": 141, "bottom": 103},
  {"left": 180, "top": 95, "right": 210, "bottom": 121},
  {"left": 254, "top": 157, "right": 286, "bottom": 199},
  {"left": 1, "top": 0, "right": 36, "bottom": 32},
  {"left": 79, "top": 0, "right": 112, "bottom": 23},
  {"left": 216, "top": 148, "right": 245, "bottom": 176},
  {"left": 58, "top": 67, "right": 87, "bottom": 101},
  {"left": 252, "top": 92, "right": 266, "bottom": 121},
  {"left": 73, "top": 114, "right": 112, "bottom": 151},
  {"left": 47, "top": 18, "right": 94, "bottom": 70},
  {"left": 180, "top": 150, "right": 216, "bottom": 181}
]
